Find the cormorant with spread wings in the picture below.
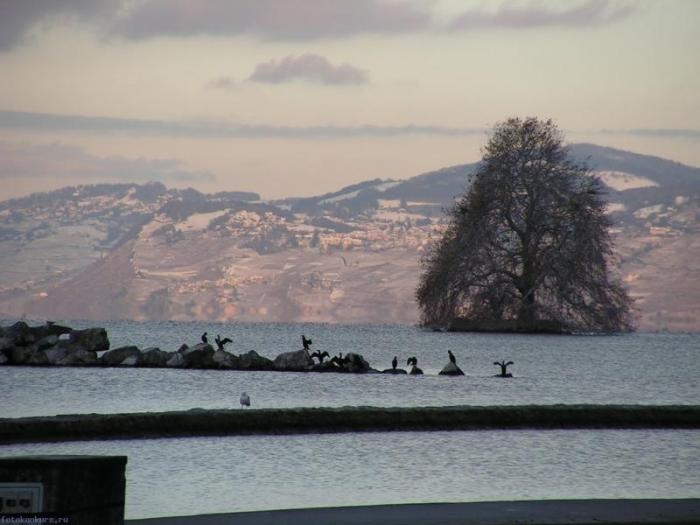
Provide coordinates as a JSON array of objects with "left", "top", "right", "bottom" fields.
[{"left": 494, "top": 360, "right": 514, "bottom": 377}]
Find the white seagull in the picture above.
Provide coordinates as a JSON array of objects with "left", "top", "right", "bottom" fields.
[{"left": 240, "top": 392, "right": 250, "bottom": 408}]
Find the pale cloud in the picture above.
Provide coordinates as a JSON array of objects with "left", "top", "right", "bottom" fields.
[
  {"left": 0, "top": 0, "right": 115, "bottom": 50},
  {"left": 5, "top": 110, "right": 700, "bottom": 141},
  {"left": 109, "top": 0, "right": 431, "bottom": 41},
  {"left": 208, "top": 76, "right": 238, "bottom": 90},
  {"left": 0, "top": 0, "right": 638, "bottom": 51},
  {"left": 0, "top": 110, "right": 484, "bottom": 138},
  {"left": 449, "top": 0, "right": 635, "bottom": 31},
  {"left": 0, "top": 141, "right": 215, "bottom": 183},
  {"left": 249, "top": 54, "right": 368, "bottom": 85}
]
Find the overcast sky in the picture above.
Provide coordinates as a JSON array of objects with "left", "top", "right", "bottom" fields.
[{"left": 1, "top": 0, "right": 698, "bottom": 200}]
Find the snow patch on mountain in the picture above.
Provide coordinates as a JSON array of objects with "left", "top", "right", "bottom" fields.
[
  {"left": 177, "top": 210, "right": 228, "bottom": 231},
  {"left": 596, "top": 171, "right": 659, "bottom": 191},
  {"left": 319, "top": 181, "right": 401, "bottom": 204}
]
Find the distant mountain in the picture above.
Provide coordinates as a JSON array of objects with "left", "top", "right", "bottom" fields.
[
  {"left": 277, "top": 143, "right": 700, "bottom": 216},
  {"left": 570, "top": 143, "right": 700, "bottom": 186},
  {"left": 0, "top": 144, "right": 698, "bottom": 331}
]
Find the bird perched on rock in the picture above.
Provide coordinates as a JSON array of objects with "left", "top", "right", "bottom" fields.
[
  {"left": 301, "top": 334, "right": 313, "bottom": 350},
  {"left": 215, "top": 334, "right": 232, "bottom": 351},
  {"left": 311, "top": 350, "right": 330, "bottom": 363},
  {"left": 392, "top": 356, "right": 398, "bottom": 370},
  {"left": 240, "top": 392, "right": 250, "bottom": 408},
  {"left": 407, "top": 356, "right": 423, "bottom": 375},
  {"left": 201, "top": 332, "right": 208, "bottom": 344},
  {"left": 330, "top": 352, "right": 344, "bottom": 368},
  {"left": 448, "top": 350, "right": 456, "bottom": 364},
  {"left": 494, "top": 360, "right": 514, "bottom": 378}
]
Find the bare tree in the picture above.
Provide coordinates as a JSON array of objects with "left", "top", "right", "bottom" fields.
[{"left": 417, "top": 117, "right": 633, "bottom": 333}]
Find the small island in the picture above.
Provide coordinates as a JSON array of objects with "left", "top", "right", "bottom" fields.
[{"left": 416, "top": 118, "right": 634, "bottom": 335}]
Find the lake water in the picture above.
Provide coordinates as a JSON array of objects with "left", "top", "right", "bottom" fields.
[
  {"left": 1, "top": 431, "right": 698, "bottom": 519},
  {"left": 1, "top": 321, "right": 699, "bottom": 518},
  {"left": 3, "top": 321, "right": 700, "bottom": 416}
]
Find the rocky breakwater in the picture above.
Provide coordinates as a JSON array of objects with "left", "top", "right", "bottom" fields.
[
  {"left": 0, "top": 321, "right": 107, "bottom": 366},
  {"left": 0, "top": 322, "right": 375, "bottom": 373}
]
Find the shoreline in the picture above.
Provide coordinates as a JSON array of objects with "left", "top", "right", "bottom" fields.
[
  {"left": 125, "top": 499, "right": 700, "bottom": 525},
  {"left": 2, "top": 405, "right": 698, "bottom": 444}
]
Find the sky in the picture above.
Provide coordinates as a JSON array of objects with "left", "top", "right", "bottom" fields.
[{"left": 1, "top": 0, "right": 699, "bottom": 201}]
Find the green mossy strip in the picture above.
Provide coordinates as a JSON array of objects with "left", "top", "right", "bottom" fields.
[{"left": 1, "top": 405, "right": 698, "bottom": 444}]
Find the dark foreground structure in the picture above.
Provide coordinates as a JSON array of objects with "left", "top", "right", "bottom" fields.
[
  {"left": 0, "top": 455, "right": 127, "bottom": 525},
  {"left": 2, "top": 405, "right": 698, "bottom": 444},
  {"left": 125, "top": 499, "right": 700, "bottom": 525}
]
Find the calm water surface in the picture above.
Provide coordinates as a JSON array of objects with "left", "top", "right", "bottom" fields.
[
  {"left": 3, "top": 321, "right": 699, "bottom": 417},
  {"left": 1, "top": 430, "right": 698, "bottom": 519}
]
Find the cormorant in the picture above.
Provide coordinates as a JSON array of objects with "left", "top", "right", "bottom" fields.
[
  {"left": 448, "top": 350, "right": 456, "bottom": 364},
  {"left": 494, "top": 360, "right": 514, "bottom": 378},
  {"left": 407, "top": 356, "right": 423, "bottom": 375},
  {"left": 302, "top": 334, "right": 313, "bottom": 350},
  {"left": 330, "top": 352, "right": 344, "bottom": 367},
  {"left": 201, "top": 332, "right": 208, "bottom": 344},
  {"left": 392, "top": 356, "right": 398, "bottom": 370},
  {"left": 215, "top": 334, "right": 232, "bottom": 351},
  {"left": 240, "top": 392, "right": 250, "bottom": 408},
  {"left": 311, "top": 350, "right": 330, "bottom": 363}
]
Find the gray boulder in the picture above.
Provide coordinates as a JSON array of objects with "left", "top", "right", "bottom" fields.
[
  {"left": 70, "top": 328, "right": 110, "bottom": 352},
  {"left": 37, "top": 335, "right": 59, "bottom": 350},
  {"left": 44, "top": 345, "right": 69, "bottom": 365},
  {"left": 44, "top": 322, "right": 72, "bottom": 337},
  {"left": 382, "top": 368, "right": 407, "bottom": 374},
  {"left": 1, "top": 321, "right": 72, "bottom": 348},
  {"left": 438, "top": 362, "right": 465, "bottom": 376},
  {"left": 57, "top": 348, "right": 98, "bottom": 366},
  {"left": 344, "top": 353, "right": 373, "bottom": 373},
  {"left": 212, "top": 350, "right": 239, "bottom": 369},
  {"left": 10, "top": 345, "right": 33, "bottom": 365},
  {"left": 141, "top": 348, "right": 171, "bottom": 367},
  {"left": 181, "top": 343, "right": 215, "bottom": 368},
  {"left": 0, "top": 337, "right": 13, "bottom": 352},
  {"left": 6, "top": 321, "right": 31, "bottom": 346},
  {"left": 238, "top": 350, "right": 274, "bottom": 370},
  {"left": 408, "top": 365, "right": 424, "bottom": 375},
  {"left": 120, "top": 355, "right": 139, "bottom": 366},
  {"left": 11, "top": 346, "right": 48, "bottom": 365},
  {"left": 166, "top": 353, "right": 186, "bottom": 368},
  {"left": 182, "top": 342, "right": 212, "bottom": 354},
  {"left": 101, "top": 346, "right": 141, "bottom": 366},
  {"left": 274, "top": 349, "right": 313, "bottom": 371},
  {"left": 28, "top": 322, "right": 71, "bottom": 343}
]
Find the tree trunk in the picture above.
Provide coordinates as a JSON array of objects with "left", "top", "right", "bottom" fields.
[
  {"left": 517, "top": 260, "right": 537, "bottom": 330},
  {"left": 517, "top": 290, "right": 536, "bottom": 330}
]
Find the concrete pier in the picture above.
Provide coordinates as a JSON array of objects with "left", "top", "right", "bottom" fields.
[{"left": 1, "top": 405, "right": 698, "bottom": 444}]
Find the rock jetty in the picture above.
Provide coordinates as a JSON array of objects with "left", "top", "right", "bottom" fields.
[{"left": 0, "top": 321, "right": 376, "bottom": 373}]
